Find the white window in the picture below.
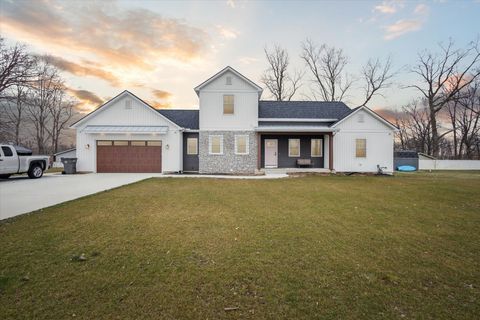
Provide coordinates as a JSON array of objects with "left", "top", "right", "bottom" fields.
[
  {"left": 209, "top": 135, "right": 223, "bottom": 155},
  {"left": 288, "top": 139, "right": 300, "bottom": 157},
  {"left": 235, "top": 135, "right": 249, "bottom": 155},
  {"left": 113, "top": 140, "right": 129, "bottom": 146},
  {"left": 311, "top": 139, "right": 323, "bottom": 157},
  {"left": 187, "top": 138, "right": 198, "bottom": 155},
  {"left": 356, "top": 139, "right": 366, "bottom": 158},
  {"left": 223, "top": 95, "right": 234, "bottom": 114},
  {"left": 226, "top": 76, "right": 232, "bottom": 85},
  {"left": 147, "top": 141, "right": 162, "bottom": 146}
]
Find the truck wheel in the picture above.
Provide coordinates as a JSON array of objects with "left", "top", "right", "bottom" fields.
[
  {"left": 0, "top": 174, "right": 11, "bottom": 179},
  {"left": 28, "top": 164, "right": 44, "bottom": 179}
]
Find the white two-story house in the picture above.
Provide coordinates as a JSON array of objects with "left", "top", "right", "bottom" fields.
[{"left": 71, "top": 66, "right": 397, "bottom": 174}]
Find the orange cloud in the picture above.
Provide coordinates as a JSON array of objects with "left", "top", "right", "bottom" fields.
[
  {"left": 149, "top": 89, "right": 174, "bottom": 109},
  {"left": 148, "top": 100, "right": 173, "bottom": 109},
  {"left": 39, "top": 55, "right": 121, "bottom": 87},
  {"left": 67, "top": 88, "right": 103, "bottom": 113},
  {"left": 1, "top": 0, "right": 210, "bottom": 70},
  {"left": 152, "top": 89, "right": 173, "bottom": 100},
  {"left": 373, "top": 107, "right": 403, "bottom": 123}
]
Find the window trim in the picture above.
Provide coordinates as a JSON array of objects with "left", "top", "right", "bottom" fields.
[
  {"left": 311, "top": 139, "right": 323, "bottom": 157},
  {"left": 186, "top": 138, "right": 198, "bottom": 155},
  {"left": 209, "top": 135, "right": 223, "bottom": 155},
  {"left": 288, "top": 139, "right": 301, "bottom": 157},
  {"left": 223, "top": 94, "right": 234, "bottom": 115},
  {"left": 234, "top": 135, "right": 249, "bottom": 155},
  {"left": 356, "top": 138, "right": 367, "bottom": 158}
]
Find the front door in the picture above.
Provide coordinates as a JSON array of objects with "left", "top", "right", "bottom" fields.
[{"left": 264, "top": 139, "right": 278, "bottom": 168}]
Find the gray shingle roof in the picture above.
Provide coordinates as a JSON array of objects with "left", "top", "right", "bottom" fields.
[
  {"left": 158, "top": 101, "right": 354, "bottom": 129},
  {"left": 157, "top": 109, "right": 199, "bottom": 129},
  {"left": 258, "top": 101, "right": 352, "bottom": 120}
]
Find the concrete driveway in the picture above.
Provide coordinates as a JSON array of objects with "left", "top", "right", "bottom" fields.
[{"left": 0, "top": 173, "right": 163, "bottom": 220}]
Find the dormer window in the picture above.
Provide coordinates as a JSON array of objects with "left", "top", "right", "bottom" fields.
[
  {"left": 223, "top": 95, "right": 234, "bottom": 114},
  {"left": 226, "top": 76, "right": 232, "bottom": 85}
]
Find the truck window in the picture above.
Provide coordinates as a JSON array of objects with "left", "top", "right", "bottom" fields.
[{"left": 1, "top": 146, "right": 13, "bottom": 157}]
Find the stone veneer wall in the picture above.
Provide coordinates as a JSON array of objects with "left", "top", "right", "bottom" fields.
[{"left": 199, "top": 130, "right": 257, "bottom": 174}]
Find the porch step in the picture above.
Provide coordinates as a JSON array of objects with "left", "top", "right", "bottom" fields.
[{"left": 261, "top": 168, "right": 332, "bottom": 175}]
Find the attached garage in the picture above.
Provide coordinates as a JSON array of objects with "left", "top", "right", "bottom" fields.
[{"left": 96, "top": 140, "right": 162, "bottom": 173}]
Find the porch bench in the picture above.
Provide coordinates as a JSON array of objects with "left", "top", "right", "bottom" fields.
[{"left": 296, "top": 158, "right": 312, "bottom": 167}]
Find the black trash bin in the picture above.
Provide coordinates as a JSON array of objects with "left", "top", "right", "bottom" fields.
[{"left": 61, "top": 157, "right": 78, "bottom": 174}]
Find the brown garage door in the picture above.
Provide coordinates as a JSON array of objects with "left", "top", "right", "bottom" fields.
[{"left": 96, "top": 140, "right": 162, "bottom": 173}]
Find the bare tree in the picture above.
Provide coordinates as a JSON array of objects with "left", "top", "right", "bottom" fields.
[
  {"left": 46, "top": 88, "right": 75, "bottom": 153},
  {"left": 26, "top": 62, "right": 61, "bottom": 154},
  {"left": 3, "top": 86, "right": 28, "bottom": 145},
  {"left": 261, "top": 45, "right": 302, "bottom": 101},
  {"left": 395, "top": 101, "right": 433, "bottom": 154},
  {"left": 0, "top": 37, "right": 37, "bottom": 99},
  {"left": 409, "top": 38, "right": 480, "bottom": 156},
  {"left": 301, "top": 39, "right": 353, "bottom": 101},
  {"left": 452, "top": 80, "right": 480, "bottom": 158},
  {"left": 359, "top": 56, "right": 395, "bottom": 107}
]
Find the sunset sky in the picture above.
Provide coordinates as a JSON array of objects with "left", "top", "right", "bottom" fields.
[{"left": 1, "top": 0, "right": 479, "bottom": 114}]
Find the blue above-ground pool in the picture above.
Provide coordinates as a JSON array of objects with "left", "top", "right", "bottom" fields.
[{"left": 397, "top": 165, "right": 417, "bottom": 172}]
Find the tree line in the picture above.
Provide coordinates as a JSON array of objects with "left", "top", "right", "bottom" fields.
[
  {"left": 261, "top": 38, "right": 480, "bottom": 159},
  {"left": 0, "top": 37, "right": 77, "bottom": 154}
]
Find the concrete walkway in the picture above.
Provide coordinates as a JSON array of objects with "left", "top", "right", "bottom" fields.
[{"left": 0, "top": 172, "right": 287, "bottom": 220}]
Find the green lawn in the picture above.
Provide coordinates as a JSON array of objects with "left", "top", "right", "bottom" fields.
[{"left": 1, "top": 172, "right": 479, "bottom": 319}]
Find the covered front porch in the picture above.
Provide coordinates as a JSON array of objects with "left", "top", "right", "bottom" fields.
[{"left": 255, "top": 128, "right": 335, "bottom": 171}]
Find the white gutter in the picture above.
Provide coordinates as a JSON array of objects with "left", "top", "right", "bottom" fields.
[
  {"left": 255, "top": 126, "right": 338, "bottom": 133},
  {"left": 258, "top": 118, "right": 338, "bottom": 122}
]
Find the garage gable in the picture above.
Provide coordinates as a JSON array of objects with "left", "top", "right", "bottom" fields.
[
  {"left": 332, "top": 106, "right": 397, "bottom": 131},
  {"left": 70, "top": 91, "right": 181, "bottom": 129}
]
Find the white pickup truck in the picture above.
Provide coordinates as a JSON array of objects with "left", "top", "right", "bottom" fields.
[{"left": 0, "top": 144, "right": 50, "bottom": 179}]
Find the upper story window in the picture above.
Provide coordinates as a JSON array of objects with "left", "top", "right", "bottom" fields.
[
  {"left": 226, "top": 76, "right": 232, "bottom": 85},
  {"left": 288, "top": 139, "right": 300, "bottom": 157},
  {"left": 223, "top": 95, "right": 234, "bottom": 115},
  {"left": 356, "top": 139, "right": 366, "bottom": 158}
]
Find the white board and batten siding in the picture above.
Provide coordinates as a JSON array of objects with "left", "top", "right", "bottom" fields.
[
  {"left": 199, "top": 70, "right": 259, "bottom": 130},
  {"left": 333, "top": 109, "right": 395, "bottom": 173},
  {"left": 75, "top": 93, "right": 182, "bottom": 173}
]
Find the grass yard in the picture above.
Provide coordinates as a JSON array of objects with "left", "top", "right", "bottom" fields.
[{"left": 1, "top": 172, "right": 479, "bottom": 319}]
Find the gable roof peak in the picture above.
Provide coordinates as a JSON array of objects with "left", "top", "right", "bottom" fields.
[{"left": 194, "top": 66, "right": 263, "bottom": 96}]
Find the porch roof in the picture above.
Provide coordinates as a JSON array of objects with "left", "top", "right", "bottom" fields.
[{"left": 254, "top": 126, "right": 337, "bottom": 133}]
